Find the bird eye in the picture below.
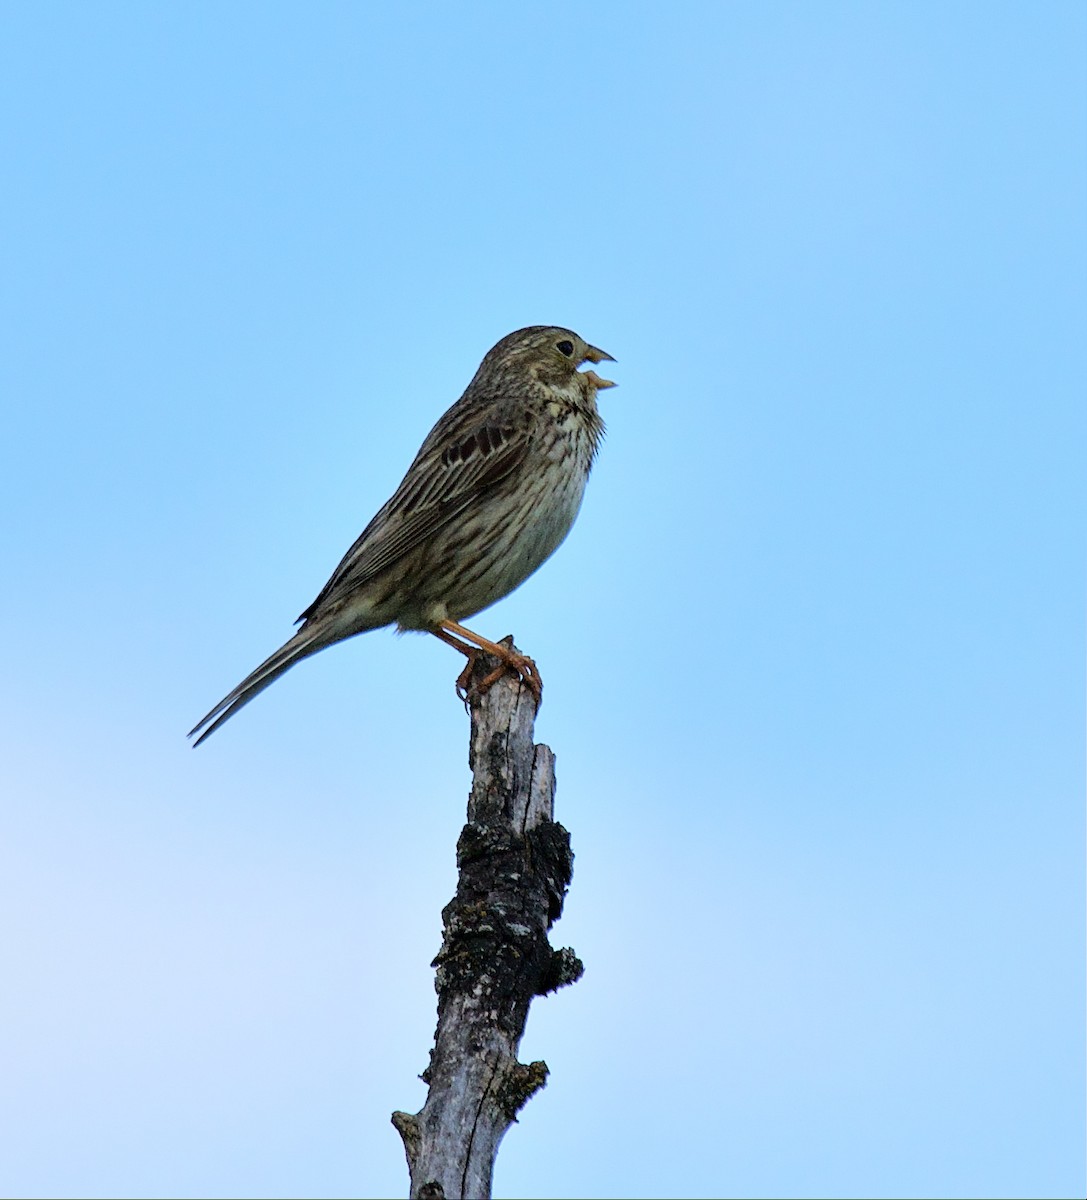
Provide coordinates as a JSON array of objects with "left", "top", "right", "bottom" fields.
[{"left": 556, "top": 339, "right": 575, "bottom": 357}]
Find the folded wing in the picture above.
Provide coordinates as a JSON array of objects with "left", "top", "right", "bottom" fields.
[{"left": 297, "top": 405, "right": 531, "bottom": 623}]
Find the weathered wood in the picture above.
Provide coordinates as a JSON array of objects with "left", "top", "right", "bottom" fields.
[{"left": 392, "top": 639, "right": 583, "bottom": 1199}]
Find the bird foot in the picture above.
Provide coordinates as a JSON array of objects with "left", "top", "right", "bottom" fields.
[
  {"left": 454, "top": 644, "right": 542, "bottom": 709},
  {"left": 435, "top": 621, "right": 543, "bottom": 709}
]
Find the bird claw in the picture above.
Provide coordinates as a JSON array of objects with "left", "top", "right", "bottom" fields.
[
  {"left": 454, "top": 647, "right": 542, "bottom": 709},
  {"left": 455, "top": 656, "right": 474, "bottom": 708}
]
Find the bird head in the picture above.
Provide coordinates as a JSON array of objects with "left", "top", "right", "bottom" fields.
[{"left": 479, "top": 326, "right": 616, "bottom": 394}]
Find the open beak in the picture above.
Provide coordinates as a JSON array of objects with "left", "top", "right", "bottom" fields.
[{"left": 581, "top": 344, "right": 617, "bottom": 389}]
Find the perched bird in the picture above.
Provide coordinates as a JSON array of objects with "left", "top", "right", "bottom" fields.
[{"left": 189, "top": 325, "right": 616, "bottom": 746}]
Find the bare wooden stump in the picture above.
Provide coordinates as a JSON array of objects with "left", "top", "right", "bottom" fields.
[{"left": 391, "top": 639, "right": 583, "bottom": 1199}]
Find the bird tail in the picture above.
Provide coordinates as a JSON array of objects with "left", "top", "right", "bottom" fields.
[{"left": 188, "top": 622, "right": 336, "bottom": 747}]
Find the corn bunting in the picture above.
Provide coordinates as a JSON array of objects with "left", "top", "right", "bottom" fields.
[{"left": 189, "top": 325, "right": 615, "bottom": 745}]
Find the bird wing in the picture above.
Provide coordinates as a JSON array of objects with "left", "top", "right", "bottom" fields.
[{"left": 297, "top": 405, "right": 532, "bottom": 623}]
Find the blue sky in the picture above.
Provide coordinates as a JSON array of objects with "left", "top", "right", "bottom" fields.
[{"left": 1, "top": 2, "right": 1083, "bottom": 1197}]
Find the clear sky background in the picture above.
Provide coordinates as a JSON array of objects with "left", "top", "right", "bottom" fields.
[{"left": 1, "top": 3, "right": 1083, "bottom": 1198}]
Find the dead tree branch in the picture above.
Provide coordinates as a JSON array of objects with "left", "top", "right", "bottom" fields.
[{"left": 392, "top": 639, "right": 583, "bottom": 1199}]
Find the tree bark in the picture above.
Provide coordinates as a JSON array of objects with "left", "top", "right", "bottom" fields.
[{"left": 391, "top": 639, "right": 583, "bottom": 1199}]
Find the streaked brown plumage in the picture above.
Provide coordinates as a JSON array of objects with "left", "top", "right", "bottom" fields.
[{"left": 189, "top": 326, "right": 615, "bottom": 745}]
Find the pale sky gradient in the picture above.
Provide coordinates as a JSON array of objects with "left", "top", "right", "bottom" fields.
[{"left": 1, "top": 3, "right": 1084, "bottom": 1198}]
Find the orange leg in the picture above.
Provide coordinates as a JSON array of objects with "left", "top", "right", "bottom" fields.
[
  {"left": 430, "top": 626, "right": 482, "bottom": 700},
  {"left": 431, "top": 620, "right": 543, "bottom": 706}
]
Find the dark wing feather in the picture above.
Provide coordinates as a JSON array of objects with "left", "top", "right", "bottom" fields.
[{"left": 297, "top": 406, "right": 531, "bottom": 623}]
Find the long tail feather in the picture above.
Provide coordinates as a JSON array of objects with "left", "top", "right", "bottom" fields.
[{"left": 188, "top": 624, "right": 334, "bottom": 747}]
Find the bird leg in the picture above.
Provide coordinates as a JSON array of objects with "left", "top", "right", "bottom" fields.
[
  {"left": 430, "top": 627, "right": 482, "bottom": 701},
  {"left": 432, "top": 620, "right": 543, "bottom": 706}
]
